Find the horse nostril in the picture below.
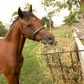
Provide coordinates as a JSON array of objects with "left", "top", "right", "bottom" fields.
[
  {"left": 48, "top": 36, "right": 55, "bottom": 44},
  {"left": 49, "top": 37, "right": 52, "bottom": 40},
  {"left": 42, "top": 35, "right": 56, "bottom": 45}
]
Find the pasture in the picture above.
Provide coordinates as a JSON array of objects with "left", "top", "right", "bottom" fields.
[{"left": 0, "top": 27, "right": 80, "bottom": 84}]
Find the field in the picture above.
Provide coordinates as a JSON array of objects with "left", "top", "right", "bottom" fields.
[{"left": 0, "top": 27, "right": 81, "bottom": 84}]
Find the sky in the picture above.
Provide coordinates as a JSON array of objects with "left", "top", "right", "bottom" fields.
[{"left": 0, "top": 0, "right": 69, "bottom": 26}]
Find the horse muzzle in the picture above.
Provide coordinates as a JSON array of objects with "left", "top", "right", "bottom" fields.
[{"left": 41, "top": 34, "right": 56, "bottom": 45}]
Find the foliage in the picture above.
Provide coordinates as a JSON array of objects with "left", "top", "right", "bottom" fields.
[
  {"left": 24, "top": 3, "right": 30, "bottom": 11},
  {"left": 66, "top": 0, "right": 84, "bottom": 13},
  {"left": 80, "top": 0, "right": 84, "bottom": 18},
  {"left": 12, "top": 11, "right": 18, "bottom": 17},
  {"left": 41, "top": 0, "right": 67, "bottom": 12},
  {"left": 41, "top": 16, "right": 53, "bottom": 28},
  {"left": 66, "top": 0, "right": 80, "bottom": 11},
  {"left": 0, "top": 21, "right": 7, "bottom": 36},
  {"left": 41, "top": 0, "right": 67, "bottom": 28},
  {"left": 41, "top": 0, "right": 84, "bottom": 25},
  {"left": 62, "top": 0, "right": 84, "bottom": 26},
  {"left": 64, "top": 0, "right": 84, "bottom": 25},
  {"left": 63, "top": 11, "right": 80, "bottom": 25},
  {"left": 66, "top": 0, "right": 84, "bottom": 18}
]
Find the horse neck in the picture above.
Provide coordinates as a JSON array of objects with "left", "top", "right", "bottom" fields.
[
  {"left": 19, "top": 35, "right": 26, "bottom": 53},
  {"left": 5, "top": 21, "right": 26, "bottom": 54}
]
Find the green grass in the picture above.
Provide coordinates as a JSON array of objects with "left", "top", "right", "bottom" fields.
[
  {"left": 52, "top": 27, "right": 75, "bottom": 52},
  {"left": 20, "top": 40, "right": 52, "bottom": 84}
]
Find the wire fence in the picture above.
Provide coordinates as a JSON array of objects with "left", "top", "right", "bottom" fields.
[{"left": 41, "top": 50, "right": 84, "bottom": 84}]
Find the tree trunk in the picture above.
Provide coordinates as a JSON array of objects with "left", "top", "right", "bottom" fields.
[
  {"left": 49, "top": 17, "right": 52, "bottom": 32},
  {"left": 80, "top": 0, "right": 84, "bottom": 18}
]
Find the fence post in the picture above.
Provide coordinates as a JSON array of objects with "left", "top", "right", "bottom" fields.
[{"left": 73, "top": 32, "right": 84, "bottom": 79}]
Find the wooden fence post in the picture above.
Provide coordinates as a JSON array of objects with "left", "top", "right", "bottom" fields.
[{"left": 73, "top": 32, "right": 84, "bottom": 78}]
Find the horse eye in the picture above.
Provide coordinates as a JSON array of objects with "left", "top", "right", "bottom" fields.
[
  {"left": 26, "top": 24, "right": 34, "bottom": 31},
  {"left": 26, "top": 24, "right": 32, "bottom": 27}
]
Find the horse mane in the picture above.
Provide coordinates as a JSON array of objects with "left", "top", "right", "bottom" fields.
[{"left": 10, "top": 17, "right": 19, "bottom": 28}]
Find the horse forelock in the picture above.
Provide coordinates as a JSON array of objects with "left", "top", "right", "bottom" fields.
[{"left": 10, "top": 11, "right": 35, "bottom": 28}]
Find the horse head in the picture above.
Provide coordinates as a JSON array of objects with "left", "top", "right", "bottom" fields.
[{"left": 18, "top": 5, "right": 55, "bottom": 45}]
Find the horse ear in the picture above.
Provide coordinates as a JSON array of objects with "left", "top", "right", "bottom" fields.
[
  {"left": 29, "top": 5, "right": 32, "bottom": 12},
  {"left": 18, "top": 7, "right": 24, "bottom": 18}
]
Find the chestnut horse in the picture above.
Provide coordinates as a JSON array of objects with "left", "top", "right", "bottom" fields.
[{"left": 0, "top": 5, "right": 54, "bottom": 84}]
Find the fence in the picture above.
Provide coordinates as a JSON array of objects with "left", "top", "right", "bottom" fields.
[
  {"left": 73, "top": 32, "right": 84, "bottom": 76},
  {"left": 41, "top": 50, "right": 83, "bottom": 84}
]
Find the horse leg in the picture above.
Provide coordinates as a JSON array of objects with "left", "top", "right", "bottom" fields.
[{"left": 6, "top": 71, "right": 20, "bottom": 84}]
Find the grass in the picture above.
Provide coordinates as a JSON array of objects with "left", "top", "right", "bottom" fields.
[
  {"left": 20, "top": 40, "right": 53, "bottom": 84},
  {"left": 43, "top": 27, "right": 82, "bottom": 84}
]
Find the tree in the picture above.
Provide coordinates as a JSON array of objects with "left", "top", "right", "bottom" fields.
[
  {"left": 41, "top": 0, "right": 84, "bottom": 26},
  {"left": 80, "top": 0, "right": 84, "bottom": 18},
  {"left": 41, "top": 16, "right": 53, "bottom": 28},
  {"left": 0, "top": 21, "right": 7, "bottom": 36},
  {"left": 64, "top": 0, "right": 84, "bottom": 25},
  {"left": 66, "top": 0, "right": 80, "bottom": 11},
  {"left": 63, "top": 11, "right": 79, "bottom": 25},
  {"left": 66, "top": 0, "right": 84, "bottom": 18},
  {"left": 41, "top": 0, "right": 67, "bottom": 28}
]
